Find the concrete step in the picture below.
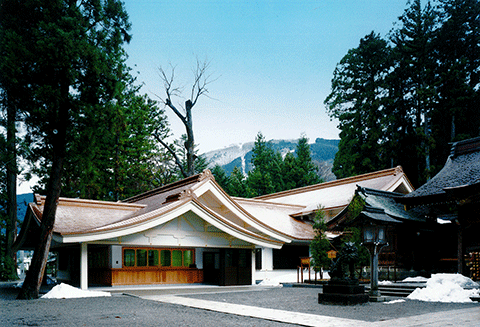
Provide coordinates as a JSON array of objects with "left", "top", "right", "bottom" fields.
[{"left": 365, "top": 283, "right": 425, "bottom": 297}]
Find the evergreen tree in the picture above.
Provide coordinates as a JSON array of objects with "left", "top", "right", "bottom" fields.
[
  {"left": 0, "top": 134, "right": 16, "bottom": 280},
  {"left": 294, "top": 136, "right": 322, "bottom": 187},
  {"left": 211, "top": 164, "right": 230, "bottom": 191},
  {"left": 247, "top": 133, "right": 283, "bottom": 196},
  {"left": 0, "top": 0, "right": 133, "bottom": 299},
  {"left": 326, "top": 0, "right": 480, "bottom": 184},
  {"left": 228, "top": 166, "right": 251, "bottom": 197},
  {"left": 325, "top": 32, "right": 393, "bottom": 178},
  {"left": 172, "top": 135, "right": 209, "bottom": 178},
  {"left": 26, "top": 72, "right": 170, "bottom": 202},
  {"left": 283, "top": 136, "right": 321, "bottom": 189},
  {"left": 433, "top": 0, "right": 480, "bottom": 166},
  {"left": 389, "top": 0, "right": 438, "bottom": 184},
  {"left": 282, "top": 152, "right": 298, "bottom": 190},
  {"left": 310, "top": 208, "right": 331, "bottom": 279}
]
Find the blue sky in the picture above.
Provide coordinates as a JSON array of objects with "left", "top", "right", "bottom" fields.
[{"left": 123, "top": 0, "right": 410, "bottom": 153}]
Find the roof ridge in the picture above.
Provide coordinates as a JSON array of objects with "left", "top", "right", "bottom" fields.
[
  {"left": 357, "top": 186, "right": 404, "bottom": 198},
  {"left": 121, "top": 171, "right": 205, "bottom": 203},
  {"left": 450, "top": 136, "right": 480, "bottom": 158},
  {"left": 34, "top": 194, "right": 146, "bottom": 209},
  {"left": 255, "top": 166, "right": 404, "bottom": 200},
  {"left": 233, "top": 197, "right": 307, "bottom": 209}
]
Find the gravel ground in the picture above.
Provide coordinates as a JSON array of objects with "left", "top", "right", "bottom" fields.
[
  {"left": 0, "top": 284, "right": 291, "bottom": 327},
  {"left": 1, "top": 283, "right": 479, "bottom": 326}
]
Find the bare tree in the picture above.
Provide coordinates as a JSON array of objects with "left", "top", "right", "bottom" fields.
[{"left": 155, "top": 59, "right": 213, "bottom": 177}]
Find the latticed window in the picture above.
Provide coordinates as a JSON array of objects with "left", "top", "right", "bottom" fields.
[
  {"left": 124, "top": 249, "right": 135, "bottom": 267},
  {"left": 123, "top": 248, "right": 194, "bottom": 268}
]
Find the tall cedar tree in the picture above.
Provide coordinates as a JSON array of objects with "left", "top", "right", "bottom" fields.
[
  {"left": 0, "top": 0, "right": 26, "bottom": 280},
  {"left": 0, "top": 134, "right": 16, "bottom": 280},
  {"left": 325, "top": 32, "right": 392, "bottom": 179},
  {"left": 3, "top": 0, "right": 132, "bottom": 299},
  {"left": 389, "top": 0, "right": 438, "bottom": 184},
  {"left": 433, "top": 0, "right": 480, "bottom": 167},
  {"left": 326, "top": 0, "right": 480, "bottom": 184}
]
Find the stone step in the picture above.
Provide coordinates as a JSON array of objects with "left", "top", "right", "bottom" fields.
[{"left": 365, "top": 283, "right": 425, "bottom": 297}]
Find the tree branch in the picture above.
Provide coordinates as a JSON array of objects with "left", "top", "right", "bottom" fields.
[
  {"left": 190, "top": 58, "right": 216, "bottom": 107},
  {"left": 153, "top": 133, "right": 187, "bottom": 178}
]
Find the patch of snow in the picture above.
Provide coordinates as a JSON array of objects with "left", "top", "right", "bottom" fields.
[
  {"left": 240, "top": 153, "right": 247, "bottom": 176},
  {"left": 257, "top": 270, "right": 329, "bottom": 286},
  {"left": 41, "top": 283, "right": 111, "bottom": 299},
  {"left": 402, "top": 276, "right": 429, "bottom": 283},
  {"left": 258, "top": 278, "right": 284, "bottom": 286},
  {"left": 437, "top": 218, "right": 451, "bottom": 224},
  {"left": 378, "top": 280, "right": 393, "bottom": 285},
  {"left": 407, "top": 273, "right": 480, "bottom": 303},
  {"left": 384, "top": 299, "right": 406, "bottom": 304}
]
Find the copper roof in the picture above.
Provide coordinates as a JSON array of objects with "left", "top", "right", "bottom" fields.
[
  {"left": 255, "top": 166, "right": 413, "bottom": 211},
  {"left": 28, "top": 171, "right": 297, "bottom": 245},
  {"left": 25, "top": 166, "right": 413, "bottom": 245}
]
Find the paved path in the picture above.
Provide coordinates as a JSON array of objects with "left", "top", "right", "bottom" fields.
[{"left": 142, "top": 294, "right": 480, "bottom": 327}]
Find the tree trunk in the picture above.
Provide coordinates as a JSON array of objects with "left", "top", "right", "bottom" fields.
[
  {"left": 6, "top": 101, "right": 18, "bottom": 280},
  {"left": 185, "top": 100, "right": 195, "bottom": 176},
  {"left": 16, "top": 148, "right": 65, "bottom": 299},
  {"left": 17, "top": 78, "right": 69, "bottom": 299}
]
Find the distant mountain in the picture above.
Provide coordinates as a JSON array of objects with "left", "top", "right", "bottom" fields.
[{"left": 203, "top": 138, "right": 339, "bottom": 181}]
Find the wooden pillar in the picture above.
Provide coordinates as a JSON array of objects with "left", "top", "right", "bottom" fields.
[{"left": 80, "top": 243, "right": 88, "bottom": 290}]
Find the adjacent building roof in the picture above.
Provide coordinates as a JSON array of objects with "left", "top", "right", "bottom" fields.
[
  {"left": 328, "top": 186, "right": 426, "bottom": 231},
  {"left": 400, "top": 137, "right": 480, "bottom": 207},
  {"left": 255, "top": 166, "right": 414, "bottom": 218}
]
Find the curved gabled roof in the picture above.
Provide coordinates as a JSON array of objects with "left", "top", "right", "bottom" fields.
[
  {"left": 255, "top": 166, "right": 413, "bottom": 214},
  {"left": 26, "top": 170, "right": 301, "bottom": 248},
  {"left": 234, "top": 198, "right": 314, "bottom": 241}
]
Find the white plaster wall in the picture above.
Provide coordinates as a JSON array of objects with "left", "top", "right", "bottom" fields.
[
  {"left": 110, "top": 245, "right": 122, "bottom": 269},
  {"left": 113, "top": 213, "right": 252, "bottom": 249}
]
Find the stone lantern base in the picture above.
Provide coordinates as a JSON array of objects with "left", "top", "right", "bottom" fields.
[{"left": 318, "top": 279, "right": 369, "bottom": 305}]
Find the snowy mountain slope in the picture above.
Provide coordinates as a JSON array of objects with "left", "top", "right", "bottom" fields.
[{"left": 203, "top": 138, "right": 339, "bottom": 181}]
